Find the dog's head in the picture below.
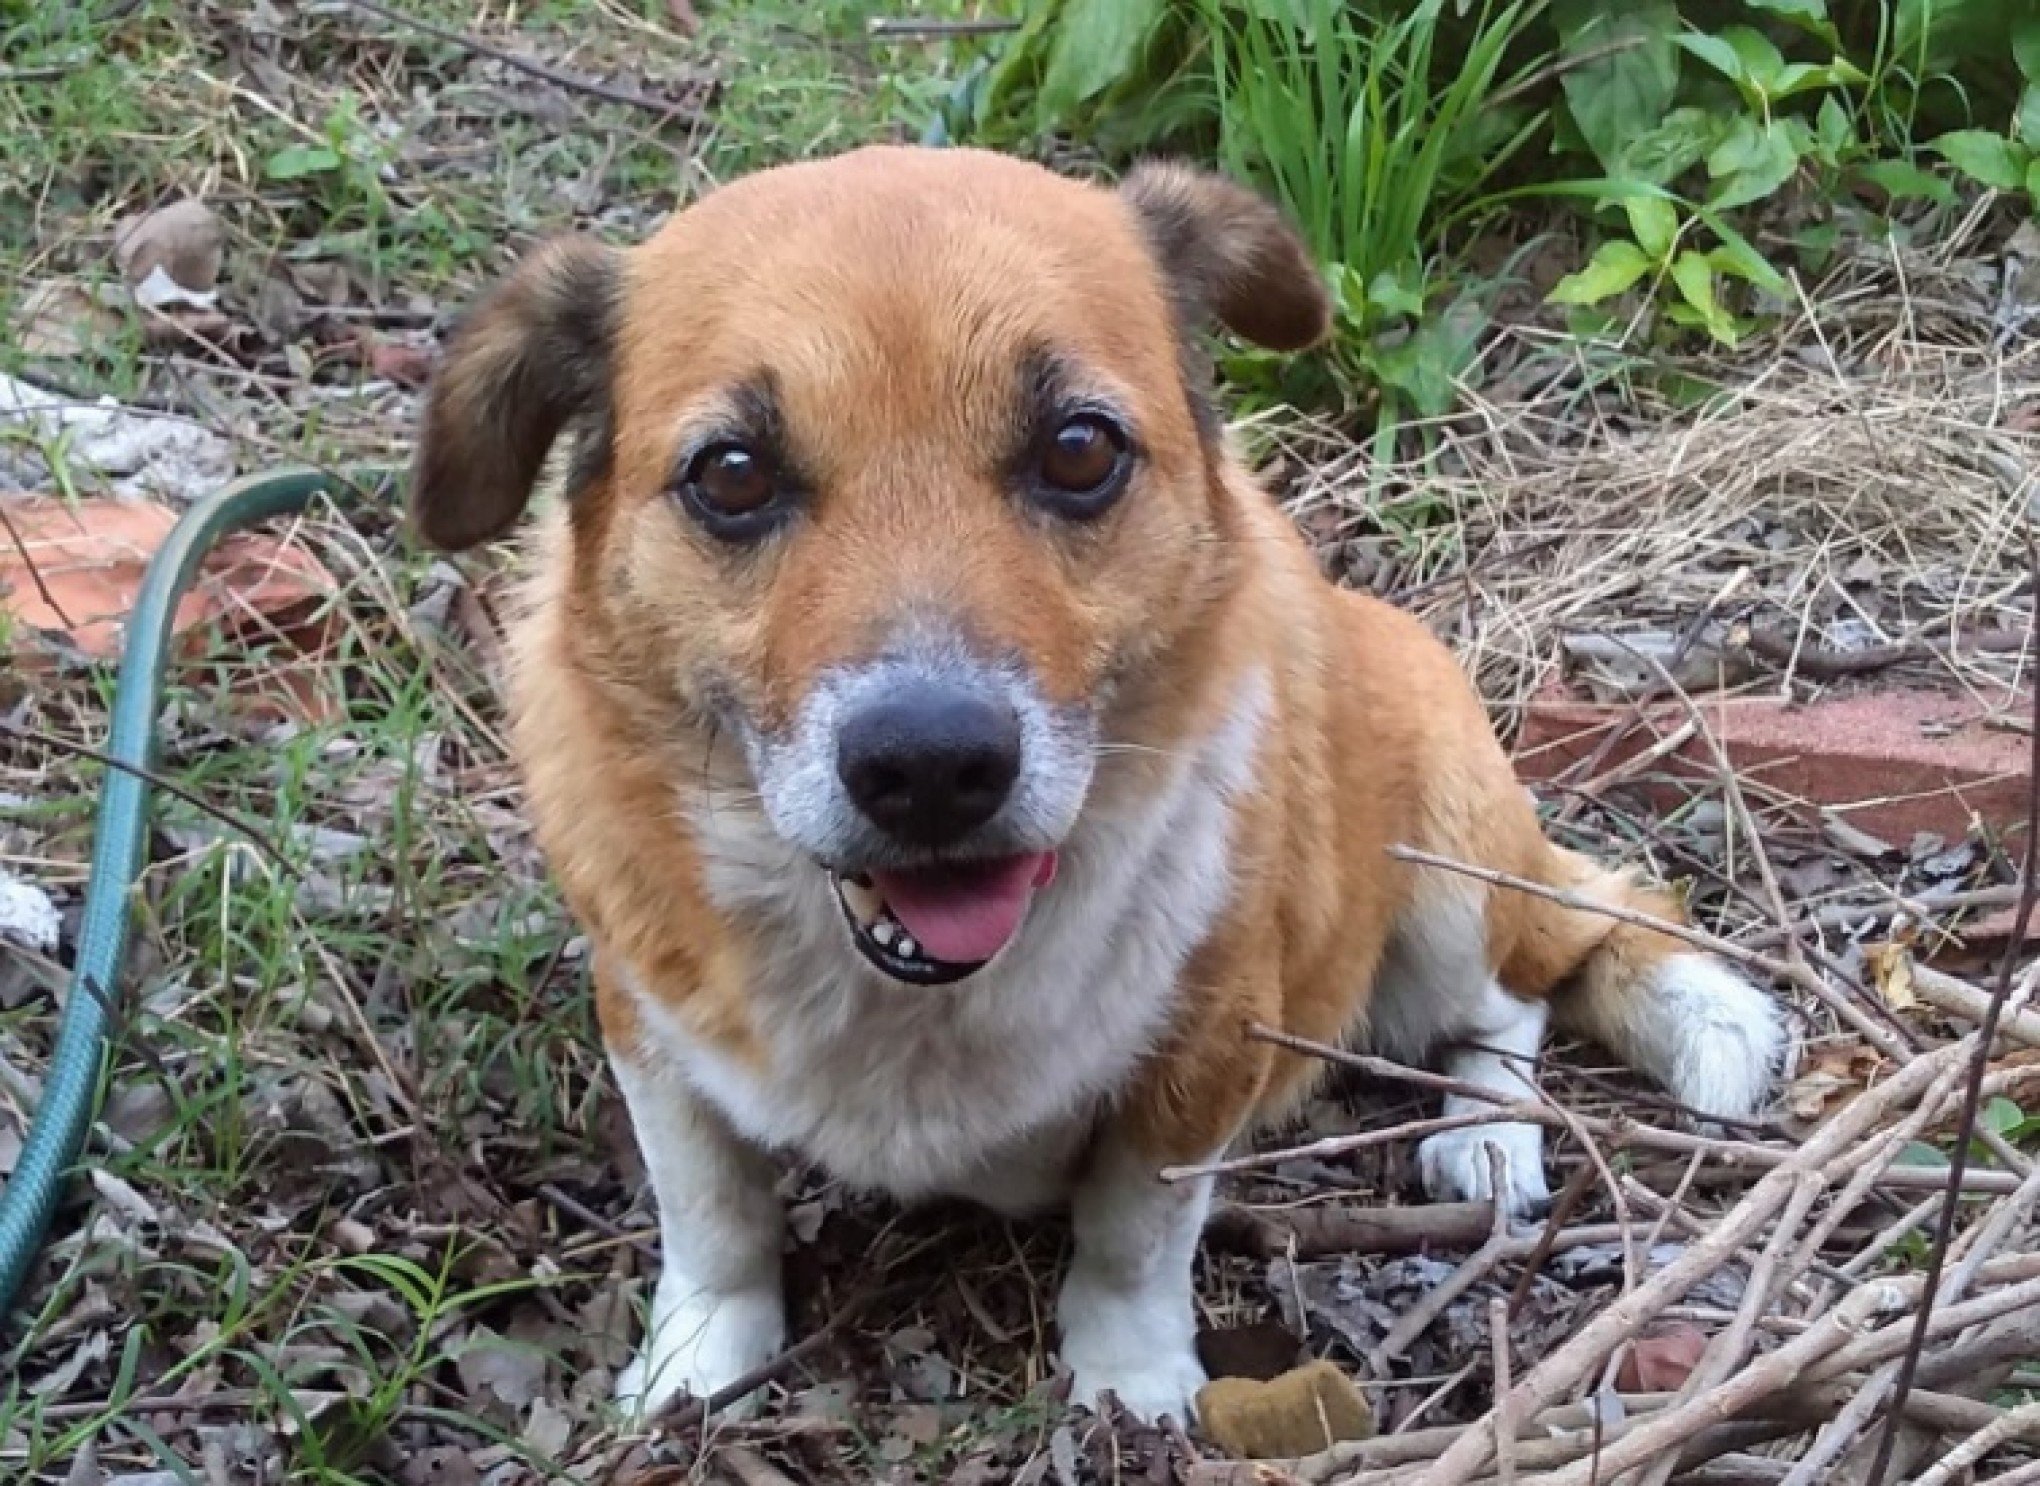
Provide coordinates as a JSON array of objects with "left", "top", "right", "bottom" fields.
[{"left": 412, "top": 146, "right": 1326, "bottom": 986}]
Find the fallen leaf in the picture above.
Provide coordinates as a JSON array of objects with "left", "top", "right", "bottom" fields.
[
  {"left": 358, "top": 332, "right": 436, "bottom": 387},
  {"left": 19, "top": 280, "right": 124, "bottom": 359},
  {"left": 251, "top": 274, "right": 306, "bottom": 340},
  {"left": 103, "top": 1082, "right": 176, "bottom": 1147},
  {"left": 1866, "top": 941, "right": 1919, "bottom": 1012},
  {"left": 455, "top": 1328, "right": 549, "bottom": 1412},
  {"left": 114, "top": 200, "right": 225, "bottom": 296},
  {"left": 522, "top": 1397, "right": 573, "bottom": 1459},
  {"left": 1616, "top": 1322, "right": 1708, "bottom": 1392},
  {"left": 288, "top": 260, "right": 353, "bottom": 307},
  {"left": 665, "top": 0, "right": 701, "bottom": 33},
  {"left": 1783, "top": 1042, "right": 1886, "bottom": 1123}
]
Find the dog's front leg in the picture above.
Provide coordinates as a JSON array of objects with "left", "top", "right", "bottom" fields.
[
  {"left": 610, "top": 1051, "right": 786, "bottom": 1417},
  {"left": 1057, "top": 1123, "right": 1215, "bottom": 1425}
]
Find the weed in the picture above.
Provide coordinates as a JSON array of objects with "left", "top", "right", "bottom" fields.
[{"left": 967, "top": 0, "right": 2035, "bottom": 424}]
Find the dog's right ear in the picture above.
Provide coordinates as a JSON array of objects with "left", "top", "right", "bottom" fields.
[{"left": 409, "top": 237, "right": 620, "bottom": 551}]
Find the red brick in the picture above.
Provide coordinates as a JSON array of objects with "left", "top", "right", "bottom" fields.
[{"left": 1516, "top": 683, "right": 2029, "bottom": 843}]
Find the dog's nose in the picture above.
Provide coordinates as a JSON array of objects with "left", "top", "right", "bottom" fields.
[{"left": 837, "top": 683, "right": 1022, "bottom": 845}]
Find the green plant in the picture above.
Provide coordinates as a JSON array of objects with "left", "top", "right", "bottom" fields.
[
  {"left": 968, "top": 0, "right": 2034, "bottom": 421},
  {"left": 1201, "top": 0, "right": 1551, "bottom": 420}
]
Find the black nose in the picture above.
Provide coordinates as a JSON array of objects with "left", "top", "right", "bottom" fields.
[{"left": 837, "top": 682, "right": 1023, "bottom": 845}]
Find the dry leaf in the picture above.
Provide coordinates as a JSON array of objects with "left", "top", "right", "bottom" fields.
[
  {"left": 665, "top": 0, "right": 701, "bottom": 33},
  {"left": 522, "top": 1397, "right": 573, "bottom": 1459},
  {"left": 1866, "top": 941, "right": 1919, "bottom": 1012},
  {"left": 1616, "top": 1322, "right": 1708, "bottom": 1392},
  {"left": 1783, "top": 1042, "right": 1886, "bottom": 1122},
  {"left": 455, "top": 1328, "right": 548, "bottom": 1411},
  {"left": 114, "top": 200, "right": 225, "bottom": 296},
  {"left": 358, "top": 332, "right": 436, "bottom": 386},
  {"left": 19, "top": 280, "right": 123, "bottom": 358}
]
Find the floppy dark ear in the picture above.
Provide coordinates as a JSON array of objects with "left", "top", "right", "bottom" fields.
[
  {"left": 409, "top": 237, "right": 620, "bottom": 551},
  {"left": 1119, "top": 161, "right": 1331, "bottom": 353}
]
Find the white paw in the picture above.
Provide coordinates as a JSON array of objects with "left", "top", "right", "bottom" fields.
[
  {"left": 1058, "top": 1269, "right": 1205, "bottom": 1424},
  {"left": 1654, "top": 954, "right": 1790, "bottom": 1120},
  {"left": 1419, "top": 1122, "right": 1550, "bottom": 1217},
  {"left": 614, "top": 1284, "right": 784, "bottom": 1419},
  {"left": 1064, "top": 1337, "right": 1208, "bottom": 1425}
]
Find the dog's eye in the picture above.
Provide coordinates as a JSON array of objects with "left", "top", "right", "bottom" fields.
[
  {"left": 676, "top": 441, "right": 782, "bottom": 537},
  {"left": 1034, "top": 415, "right": 1130, "bottom": 515}
]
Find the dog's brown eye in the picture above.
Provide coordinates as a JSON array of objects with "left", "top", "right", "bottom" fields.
[
  {"left": 1032, "top": 415, "right": 1131, "bottom": 519},
  {"left": 1042, "top": 418, "right": 1121, "bottom": 493},
  {"left": 693, "top": 445, "right": 772, "bottom": 514},
  {"left": 676, "top": 440, "right": 787, "bottom": 540}
]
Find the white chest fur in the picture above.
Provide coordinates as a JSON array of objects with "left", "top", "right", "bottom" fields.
[{"left": 623, "top": 672, "right": 1271, "bottom": 1209}]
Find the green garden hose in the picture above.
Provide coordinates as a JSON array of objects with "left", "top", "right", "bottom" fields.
[{"left": 0, "top": 465, "right": 394, "bottom": 1324}]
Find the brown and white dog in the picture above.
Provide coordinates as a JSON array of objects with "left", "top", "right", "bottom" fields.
[{"left": 408, "top": 146, "right": 1786, "bottom": 1425}]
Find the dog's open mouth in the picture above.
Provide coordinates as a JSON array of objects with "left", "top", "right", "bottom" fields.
[{"left": 831, "top": 853, "right": 1058, "bottom": 985}]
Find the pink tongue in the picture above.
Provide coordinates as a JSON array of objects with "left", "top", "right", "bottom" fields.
[{"left": 870, "top": 852, "right": 1056, "bottom": 965}]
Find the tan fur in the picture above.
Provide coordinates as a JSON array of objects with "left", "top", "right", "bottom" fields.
[
  {"left": 443, "top": 144, "right": 1716, "bottom": 1147},
  {"left": 413, "top": 146, "right": 1773, "bottom": 1413}
]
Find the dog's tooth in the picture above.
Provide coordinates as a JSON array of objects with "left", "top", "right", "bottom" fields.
[
  {"left": 839, "top": 877, "right": 884, "bottom": 924},
  {"left": 897, "top": 935, "right": 919, "bottom": 959},
  {"left": 872, "top": 921, "right": 896, "bottom": 947}
]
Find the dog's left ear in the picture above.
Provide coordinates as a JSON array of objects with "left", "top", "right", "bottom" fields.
[
  {"left": 409, "top": 237, "right": 620, "bottom": 551},
  {"left": 1119, "top": 161, "right": 1331, "bottom": 353}
]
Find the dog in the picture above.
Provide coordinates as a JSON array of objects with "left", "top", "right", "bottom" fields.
[{"left": 406, "top": 145, "right": 1787, "bottom": 1426}]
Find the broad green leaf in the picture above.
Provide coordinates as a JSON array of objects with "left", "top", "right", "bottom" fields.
[
  {"left": 1554, "top": 0, "right": 1681, "bottom": 175},
  {"left": 1772, "top": 59, "right": 1867, "bottom": 100},
  {"left": 1746, "top": 0, "right": 1838, "bottom": 47},
  {"left": 1707, "top": 118, "right": 1803, "bottom": 210},
  {"left": 1548, "top": 239, "right": 1655, "bottom": 305},
  {"left": 1369, "top": 298, "right": 1482, "bottom": 420},
  {"left": 1625, "top": 195, "right": 1678, "bottom": 260},
  {"left": 2018, "top": 17, "right": 2040, "bottom": 86},
  {"left": 1708, "top": 238, "right": 1787, "bottom": 295},
  {"left": 1984, "top": 1096, "right": 2026, "bottom": 1136},
  {"left": 1933, "top": 130, "right": 2031, "bottom": 193},
  {"left": 1036, "top": 0, "right": 1165, "bottom": 123},
  {"left": 265, "top": 144, "right": 342, "bottom": 180},
  {"left": 1677, "top": 31, "right": 1747, "bottom": 88},
  {"left": 1670, "top": 250, "right": 1734, "bottom": 342},
  {"left": 1366, "top": 267, "right": 1428, "bottom": 319},
  {"left": 1698, "top": 211, "right": 1790, "bottom": 295},
  {"left": 1859, "top": 158, "right": 1958, "bottom": 205},
  {"left": 2030, "top": 158, "right": 2040, "bottom": 203},
  {"left": 1719, "top": 26, "right": 1786, "bottom": 92},
  {"left": 1610, "top": 105, "right": 1725, "bottom": 186},
  {"left": 2022, "top": 85, "right": 2040, "bottom": 148},
  {"left": 1896, "top": 1140, "right": 1949, "bottom": 1169}
]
